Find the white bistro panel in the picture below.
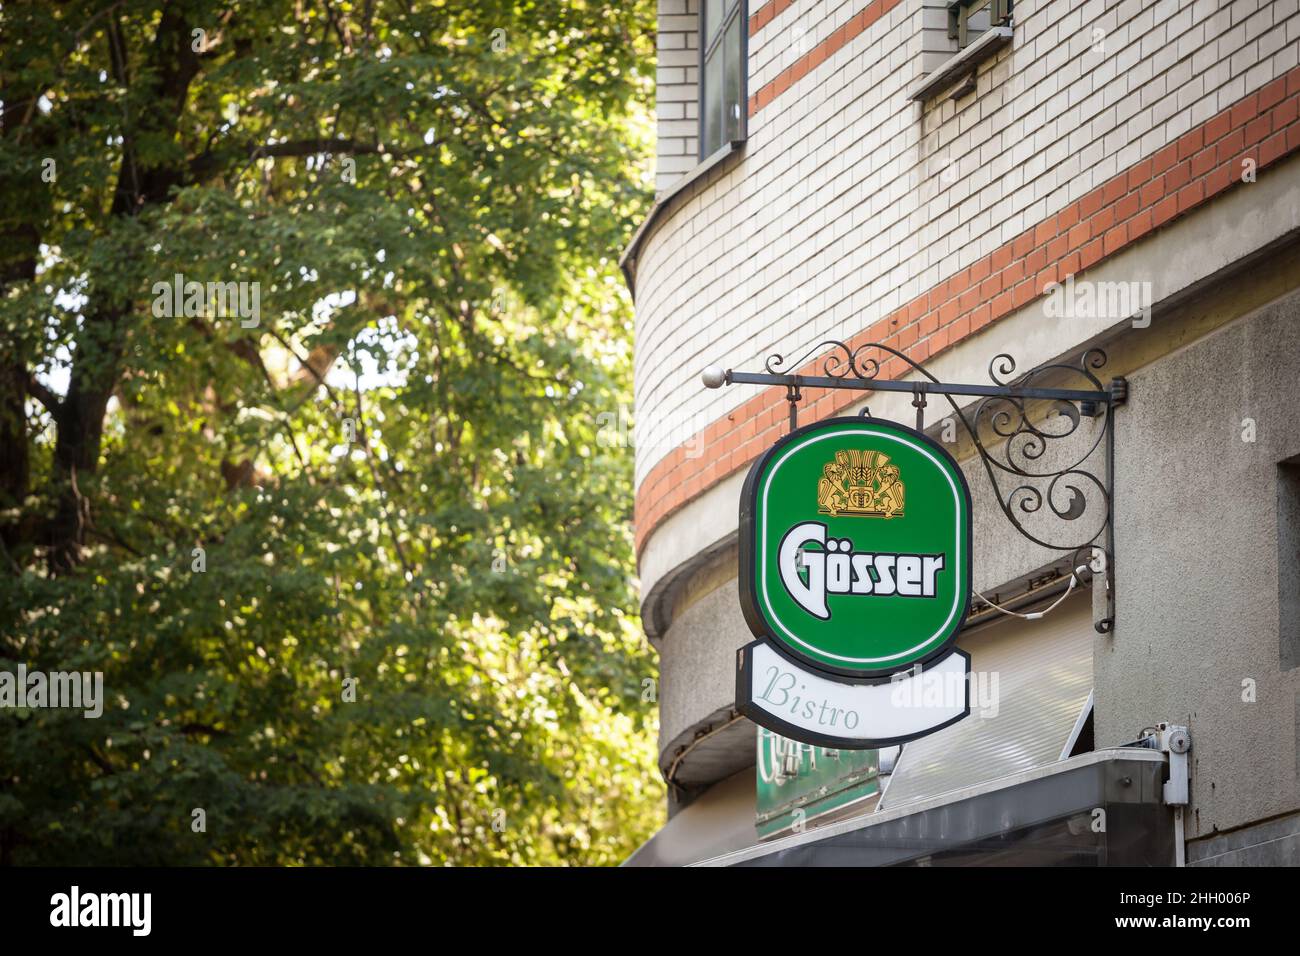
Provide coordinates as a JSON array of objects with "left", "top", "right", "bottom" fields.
[{"left": 740, "top": 642, "right": 971, "bottom": 748}]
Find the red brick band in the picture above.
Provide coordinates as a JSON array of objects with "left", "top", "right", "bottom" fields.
[
  {"left": 636, "top": 66, "right": 1300, "bottom": 558},
  {"left": 749, "top": 0, "right": 794, "bottom": 37},
  {"left": 748, "top": 0, "right": 901, "bottom": 116}
]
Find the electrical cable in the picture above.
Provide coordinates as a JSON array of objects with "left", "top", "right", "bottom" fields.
[{"left": 971, "top": 565, "right": 1087, "bottom": 620}]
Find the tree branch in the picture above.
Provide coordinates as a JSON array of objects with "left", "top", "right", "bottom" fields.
[
  {"left": 255, "top": 138, "right": 383, "bottom": 159},
  {"left": 189, "top": 138, "right": 383, "bottom": 183},
  {"left": 25, "top": 374, "right": 63, "bottom": 419}
]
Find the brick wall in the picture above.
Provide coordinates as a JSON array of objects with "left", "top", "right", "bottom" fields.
[
  {"left": 633, "top": 0, "right": 1300, "bottom": 556},
  {"left": 920, "top": 0, "right": 959, "bottom": 75},
  {"left": 657, "top": 0, "right": 701, "bottom": 192}
]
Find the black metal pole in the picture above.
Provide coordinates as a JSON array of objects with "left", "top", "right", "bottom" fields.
[{"left": 727, "top": 370, "right": 1111, "bottom": 404}]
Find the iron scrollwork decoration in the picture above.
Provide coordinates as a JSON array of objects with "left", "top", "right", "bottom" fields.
[
  {"left": 710, "top": 339, "right": 1125, "bottom": 632},
  {"left": 971, "top": 349, "right": 1112, "bottom": 552}
]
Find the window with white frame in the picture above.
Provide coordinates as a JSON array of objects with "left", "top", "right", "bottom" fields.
[{"left": 699, "top": 0, "right": 747, "bottom": 159}]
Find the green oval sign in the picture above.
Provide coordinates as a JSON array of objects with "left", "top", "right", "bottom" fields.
[{"left": 740, "top": 416, "right": 972, "bottom": 680}]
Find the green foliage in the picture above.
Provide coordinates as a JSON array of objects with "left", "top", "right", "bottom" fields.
[{"left": 0, "top": 0, "right": 662, "bottom": 865}]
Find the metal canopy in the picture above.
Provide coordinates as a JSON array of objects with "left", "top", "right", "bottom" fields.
[{"left": 694, "top": 748, "right": 1172, "bottom": 867}]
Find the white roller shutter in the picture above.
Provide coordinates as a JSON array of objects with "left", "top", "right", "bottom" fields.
[{"left": 878, "top": 591, "right": 1094, "bottom": 810}]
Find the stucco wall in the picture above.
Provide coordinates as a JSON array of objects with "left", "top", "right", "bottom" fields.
[
  {"left": 1098, "top": 284, "right": 1300, "bottom": 838},
  {"left": 658, "top": 576, "right": 751, "bottom": 761}
]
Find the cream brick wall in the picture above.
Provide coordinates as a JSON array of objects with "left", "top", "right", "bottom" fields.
[
  {"left": 920, "top": 0, "right": 959, "bottom": 74},
  {"left": 656, "top": 0, "right": 700, "bottom": 192},
  {"left": 634, "top": 0, "right": 1300, "bottom": 490}
]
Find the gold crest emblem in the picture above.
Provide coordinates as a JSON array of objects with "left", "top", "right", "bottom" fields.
[{"left": 817, "top": 449, "right": 905, "bottom": 519}]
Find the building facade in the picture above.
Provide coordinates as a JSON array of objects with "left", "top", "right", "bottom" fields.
[{"left": 624, "top": 0, "right": 1300, "bottom": 866}]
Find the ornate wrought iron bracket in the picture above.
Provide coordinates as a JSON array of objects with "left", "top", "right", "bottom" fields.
[{"left": 702, "top": 341, "right": 1127, "bottom": 634}]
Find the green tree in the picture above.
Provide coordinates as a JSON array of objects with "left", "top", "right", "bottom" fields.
[{"left": 0, "top": 0, "right": 662, "bottom": 865}]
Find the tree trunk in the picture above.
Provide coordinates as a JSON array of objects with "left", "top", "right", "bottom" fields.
[
  {"left": 41, "top": 8, "right": 202, "bottom": 573},
  {"left": 47, "top": 322, "right": 123, "bottom": 572}
]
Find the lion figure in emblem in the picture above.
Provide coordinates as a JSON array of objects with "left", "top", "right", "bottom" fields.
[
  {"left": 817, "top": 452, "right": 852, "bottom": 516},
  {"left": 874, "top": 463, "right": 904, "bottom": 518}
]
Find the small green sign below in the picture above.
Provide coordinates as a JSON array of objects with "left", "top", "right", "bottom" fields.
[{"left": 755, "top": 728, "right": 879, "bottom": 837}]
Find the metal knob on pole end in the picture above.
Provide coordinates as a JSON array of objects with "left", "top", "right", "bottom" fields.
[{"left": 701, "top": 365, "right": 726, "bottom": 389}]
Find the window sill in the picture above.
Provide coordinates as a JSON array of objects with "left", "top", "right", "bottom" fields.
[
  {"left": 906, "top": 25, "right": 1013, "bottom": 103},
  {"left": 619, "top": 139, "right": 746, "bottom": 294}
]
